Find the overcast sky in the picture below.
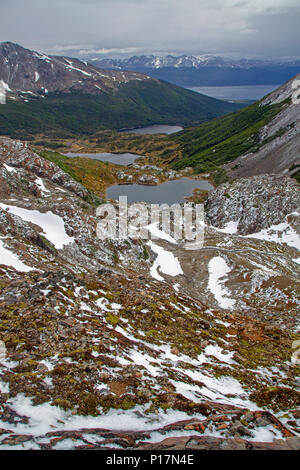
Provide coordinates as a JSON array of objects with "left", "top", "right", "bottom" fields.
[{"left": 0, "top": 0, "right": 300, "bottom": 59}]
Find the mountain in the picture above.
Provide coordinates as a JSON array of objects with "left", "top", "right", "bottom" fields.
[
  {"left": 0, "top": 42, "right": 151, "bottom": 98},
  {"left": 0, "top": 42, "right": 242, "bottom": 139},
  {"left": 169, "top": 74, "right": 300, "bottom": 180},
  {"left": 0, "top": 136, "right": 299, "bottom": 449},
  {"left": 87, "top": 54, "right": 300, "bottom": 87},
  {"left": 88, "top": 54, "right": 300, "bottom": 71}
]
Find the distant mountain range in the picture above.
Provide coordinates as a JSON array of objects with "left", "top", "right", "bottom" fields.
[
  {"left": 86, "top": 54, "right": 300, "bottom": 87},
  {"left": 0, "top": 42, "right": 242, "bottom": 139}
]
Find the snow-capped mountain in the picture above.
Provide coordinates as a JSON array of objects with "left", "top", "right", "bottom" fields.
[
  {"left": 86, "top": 54, "right": 300, "bottom": 87},
  {"left": 0, "top": 42, "right": 149, "bottom": 101},
  {"left": 87, "top": 54, "right": 282, "bottom": 70}
]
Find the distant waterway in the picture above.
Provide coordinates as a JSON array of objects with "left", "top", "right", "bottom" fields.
[
  {"left": 120, "top": 124, "right": 183, "bottom": 135},
  {"left": 187, "top": 84, "right": 279, "bottom": 101}
]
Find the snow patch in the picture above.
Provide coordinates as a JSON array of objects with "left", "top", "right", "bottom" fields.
[
  {"left": 208, "top": 256, "right": 236, "bottom": 309},
  {"left": 0, "top": 239, "right": 34, "bottom": 272},
  {"left": 35, "top": 177, "right": 50, "bottom": 195},
  {"left": 0, "top": 81, "right": 11, "bottom": 92},
  {"left": 204, "top": 344, "right": 235, "bottom": 364},
  {"left": 0, "top": 393, "right": 209, "bottom": 438},
  {"left": 216, "top": 220, "right": 240, "bottom": 234},
  {"left": 3, "top": 163, "right": 17, "bottom": 174},
  {"left": 244, "top": 215, "right": 300, "bottom": 251},
  {"left": 0, "top": 341, "right": 7, "bottom": 363},
  {"left": 146, "top": 222, "right": 178, "bottom": 244},
  {"left": 0, "top": 203, "right": 74, "bottom": 249},
  {"left": 148, "top": 242, "right": 183, "bottom": 281}
]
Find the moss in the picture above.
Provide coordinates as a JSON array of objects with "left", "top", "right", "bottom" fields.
[
  {"left": 105, "top": 293, "right": 114, "bottom": 302},
  {"left": 65, "top": 375, "right": 77, "bottom": 384},
  {"left": 27, "top": 360, "right": 38, "bottom": 366},
  {"left": 63, "top": 289, "right": 75, "bottom": 298},
  {"left": 117, "top": 397, "right": 136, "bottom": 410},
  {"left": 142, "top": 245, "right": 149, "bottom": 260},
  {"left": 51, "top": 365, "right": 70, "bottom": 376},
  {"left": 240, "top": 419, "right": 249, "bottom": 427},
  {"left": 112, "top": 252, "right": 119, "bottom": 264},
  {"left": 52, "top": 398, "right": 73, "bottom": 411},
  {"left": 68, "top": 348, "right": 93, "bottom": 361},
  {"left": 16, "top": 372, "right": 38, "bottom": 378},
  {"left": 37, "top": 234, "right": 57, "bottom": 254},
  {"left": 250, "top": 387, "right": 300, "bottom": 412},
  {"left": 106, "top": 312, "right": 119, "bottom": 327}
]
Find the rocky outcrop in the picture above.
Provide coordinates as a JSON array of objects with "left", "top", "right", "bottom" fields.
[
  {"left": 0, "top": 410, "right": 299, "bottom": 450},
  {"left": 0, "top": 137, "right": 89, "bottom": 199},
  {"left": 137, "top": 174, "right": 159, "bottom": 185},
  {"left": 205, "top": 174, "right": 300, "bottom": 234}
]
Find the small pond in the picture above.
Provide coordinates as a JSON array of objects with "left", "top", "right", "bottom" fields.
[
  {"left": 107, "top": 177, "right": 213, "bottom": 204},
  {"left": 64, "top": 152, "right": 142, "bottom": 166}
]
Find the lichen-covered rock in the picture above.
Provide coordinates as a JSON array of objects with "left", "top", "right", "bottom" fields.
[
  {"left": 205, "top": 174, "right": 300, "bottom": 234},
  {"left": 0, "top": 137, "right": 89, "bottom": 199}
]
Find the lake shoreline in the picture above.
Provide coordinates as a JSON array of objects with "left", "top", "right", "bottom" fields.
[
  {"left": 106, "top": 176, "right": 214, "bottom": 205},
  {"left": 62, "top": 151, "right": 214, "bottom": 203}
]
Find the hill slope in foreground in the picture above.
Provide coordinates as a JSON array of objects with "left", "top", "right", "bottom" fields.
[
  {"left": 170, "top": 74, "right": 300, "bottom": 179},
  {"left": 0, "top": 42, "right": 242, "bottom": 139},
  {"left": 0, "top": 137, "right": 299, "bottom": 450}
]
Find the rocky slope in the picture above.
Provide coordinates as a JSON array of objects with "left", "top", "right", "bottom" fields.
[
  {"left": 0, "top": 138, "right": 299, "bottom": 450},
  {"left": 0, "top": 42, "right": 150, "bottom": 99},
  {"left": 225, "top": 74, "right": 300, "bottom": 178}
]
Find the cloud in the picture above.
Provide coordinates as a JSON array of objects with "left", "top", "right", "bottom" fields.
[{"left": 0, "top": 0, "right": 299, "bottom": 59}]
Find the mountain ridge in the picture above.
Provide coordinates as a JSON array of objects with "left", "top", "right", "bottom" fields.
[
  {"left": 86, "top": 54, "right": 300, "bottom": 87},
  {"left": 0, "top": 41, "right": 151, "bottom": 100},
  {"left": 87, "top": 53, "right": 300, "bottom": 70}
]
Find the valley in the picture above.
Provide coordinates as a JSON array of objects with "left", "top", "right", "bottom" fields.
[
  {"left": 0, "top": 42, "right": 299, "bottom": 451},
  {"left": 29, "top": 75, "right": 299, "bottom": 191},
  {"left": 0, "top": 43, "right": 243, "bottom": 140}
]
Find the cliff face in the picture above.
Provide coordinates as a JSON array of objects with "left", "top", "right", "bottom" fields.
[{"left": 0, "top": 137, "right": 299, "bottom": 449}]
